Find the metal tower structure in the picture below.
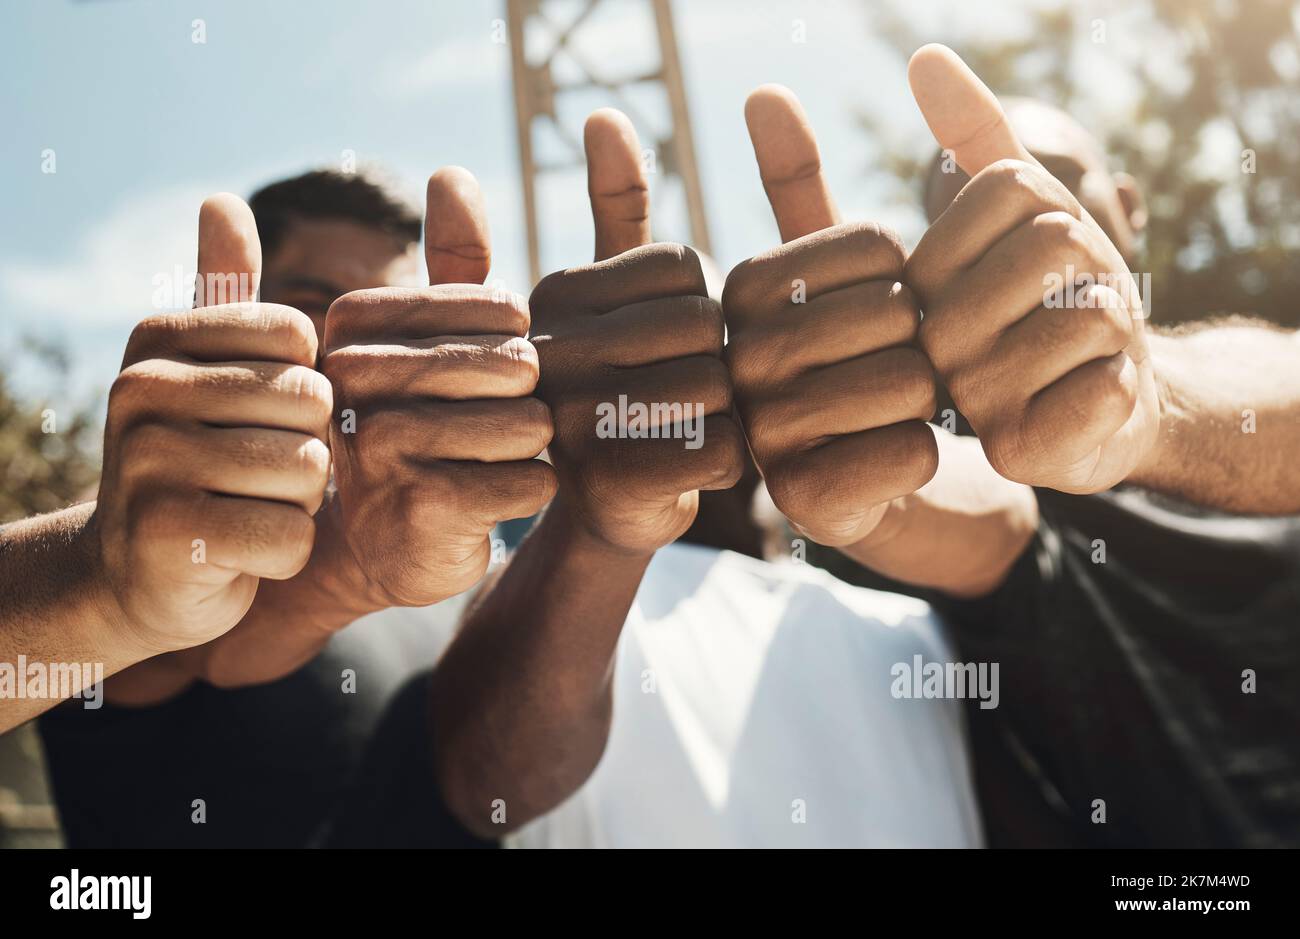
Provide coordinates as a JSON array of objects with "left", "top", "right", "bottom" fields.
[{"left": 506, "top": 0, "right": 712, "bottom": 285}]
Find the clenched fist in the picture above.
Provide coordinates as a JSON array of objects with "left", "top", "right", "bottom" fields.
[
  {"left": 93, "top": 194, "right": 332, "bottom": 655},
  {"left": 530, "top": 110, "right": 745, "bottom": 555},
  {"left": 723, "top": 86, "right": 938, "bottom": 547},
  {"left": 905, "top": 45, "right": 1159, "bottom": 493},
  {"left": 320, "top": 167, "right": 557, "bottom": 606}
]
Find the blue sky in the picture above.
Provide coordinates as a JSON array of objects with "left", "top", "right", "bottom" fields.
[{"left": 2, "top": 0, "right": 1105, "bottom": 408}]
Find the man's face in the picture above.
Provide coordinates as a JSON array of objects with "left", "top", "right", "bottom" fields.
[
  {"left": 259, "top": 217, "right": 423, "bottom": 351},
  {"left": 924, "top": 99, "right": 1145, "bottom": 264}
]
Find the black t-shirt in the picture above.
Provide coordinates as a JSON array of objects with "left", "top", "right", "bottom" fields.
[
  {"left": 814, "top": 487, "right": 1300, "bottom": 847},
  {"left": 38, "top": 607, "right": 492, "bottom": 848}
]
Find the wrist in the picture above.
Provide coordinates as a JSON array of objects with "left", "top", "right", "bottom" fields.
[
  {"left": 535, "top": 496, "right": 658, "bottom": 568},
  {"left": 51, "top": 503, "right": 159, "bottom": 670},
  {"left": 537, "top": 494, "right": 660, "bottom": 566},
  {"left": 1128, "top": 336, "right": 1185, "bottom": 489}
]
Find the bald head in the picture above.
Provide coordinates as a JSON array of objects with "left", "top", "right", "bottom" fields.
[{"left": 923, "top": 97, "right": 1147, "bottom": 262}]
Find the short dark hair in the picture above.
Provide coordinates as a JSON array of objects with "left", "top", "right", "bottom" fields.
[{"left": 248, "top": 166, "right": 422, "bottom": 258}]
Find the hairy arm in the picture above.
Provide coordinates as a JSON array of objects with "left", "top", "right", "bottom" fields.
[
  {"left": 1131, "top": 322, "right": 1300, "bottom": 513},
  {"left": 0, "top": 503, "right": 151, "bottom": 731}
]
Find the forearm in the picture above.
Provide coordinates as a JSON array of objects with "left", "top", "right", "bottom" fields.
[
  {"left": 429, "top": 498, "right": 652, "bottom": 837},
  {"left": 841, "top": 427, "right": 1039, "bottom": 598},
  {"left": 0, "top": 503, "right": 150, "bottom": 731},
  {"left": 1130, "top": 326, "right": 1300, "bottom": 513}
]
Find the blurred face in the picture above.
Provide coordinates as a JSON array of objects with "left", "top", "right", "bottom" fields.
[
  {"left": 259, "top": 217, "right": 423, "bottom": 351},
  {"left": 924, "top": 99, "right": 1146, "bottom": 263}
]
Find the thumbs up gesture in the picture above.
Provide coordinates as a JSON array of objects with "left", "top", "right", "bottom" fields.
[
  {"left": 319, "top": 167, "right": 557, "bottom": 607},
  {"left": 905, "top": 45, "right": 1159, "bottom": 493},
  {"left": 722, "top": 87, "right": 939, "bottom": 547},
  {"left": 529, "top": 110, "right": 746, "bottom": 554},
  {"left": 94, "top": 194, "right": 333, "bottom": 655}
]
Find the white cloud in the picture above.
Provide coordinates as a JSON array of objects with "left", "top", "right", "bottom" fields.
[{"left": 0, "top": 184, "right": 211, "bottom": 330}]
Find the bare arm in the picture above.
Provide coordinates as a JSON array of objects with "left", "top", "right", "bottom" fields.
[
  {"left": 0, "top": 503, "right": 148, "bottom": 731},
  {"left": 1130, "top": 323, "right": 1300, "bottom": 513},
  {"left": 5, "top": 194, "right": 334, "bottom": 728},
  {"left": 430, "top": 111, "right": 746, "bottom": 837},
  {"left": 430, "top": 501, "right": 650, "bottom": 837}
]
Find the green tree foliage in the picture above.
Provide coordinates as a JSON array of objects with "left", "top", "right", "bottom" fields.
[
  {"left": 859, "top": 0, "right": 1300, "bottom": 327},
  {"left": 0, "top": 339, "right": 100, "bottom": 524}
]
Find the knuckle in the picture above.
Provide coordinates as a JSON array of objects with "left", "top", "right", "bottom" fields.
[
  {"left": 494, "top": 336, "right": 541, "bottom": 392},
  {"left": 260, "top": 304, "right": 318, "bottom": 365},
  {"left": 878, "top": 283, "right": 922, "bottom": 340},
  {"left": 721, "top": 258, "right": 760, "bottom": 320},
  {"left": 764, "top": 458, "right": 815, "bottom": 519},
  {"left": 1101, "top": 362, "right": 1140, "bottom": 413},
  {"left": 208, "top": 302, "right": 318, "bottom": 364},
  {"left": 118, "top": 421, "right": 173, "bottom": 480},
  {"left": 297, "top": 435, "right": 332, "bottom": 487},
  {"left": 742, "top": 396, "right": 793, "bottom": 456},
  {"left": 323, "top": 289, "right": 372, "bottom": 347},
  {"left": 686, "top": 296, "right": 726, "bottom": 354},
  {"left": 268, "top": 509, "right": 316, "bottom": 574},
  {"left": 1035, "top": 211, "right": 1089, "bottom": 256},
  {"left": 442, "top": 543, "right": 493, "bottom": 599},
  {"left": 513, "top": 460, "right": 559, "bottom": 511},
  {"left": 722, "top": 333, "right": 767, "bottom": 392},
  {"left": 516, "top": 398, "right": 555, "bottom": 454},
  {"left": 981, "top": 159, "right": 1051, "bottom": 204},
  {"left": 1082, "top": 293, "right": 1134, "bottom": 349},
  {"left": 702, "top": 416, "right": 746, "bottom": 487},
  {"left": 319, "top": 345, "right": 364, "bottom": 391},
  {"left": 287, "top": 365, "right": 334, "bottom": 429},
  {"left": 659, "top": 240, "right": 700, "bottom": 268},
  {"left": 982, "top": 427, "right": 1029, "bottom": 482},
  {"left": 124, "top": 315, "right": 174, "bottom": 362},
  {"left": 325, "top": 288, "right": 368, "bottom": 320},
  {"left": 945, "top": 366, "right": 990, "bottom": 417},
  {"left": 899, "top": 422, "right": 941, "bottom": 486},
  {"left": 848, "top": 221, "right": 907, "bottom": 275},
  {"left": 652, "top": 241, "right": 706, "bottom": 293},
  {"left": 528, "top": 270, "right": 567, "bottom": 322},
  {"left": 891, "top": 349, "right": 938, "bottom": 418},
  {"left": 916, "top": 309, "right": 959, "bottom": 374},
  {"left": 455, "top": 284, "right": 531, "bottom": 335},
  {"left": 981, "top": 160, "right": 1079, "bottom": 217},
  {"left": 983, "top": 158, "right": 1038, "bottom": 191},
  {"left": 108, "top": 363, "right": 161, "bottom": 420},
  {"left": 492, "top": 291, "right": 531, "bottom": 335},
  {"left": 692, "top": 356, "right": 733, "bottom": 412}
]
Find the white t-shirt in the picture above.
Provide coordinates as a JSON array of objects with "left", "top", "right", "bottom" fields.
[{"left": 508, "top": 541, "right": 985, "bottom": 848}]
